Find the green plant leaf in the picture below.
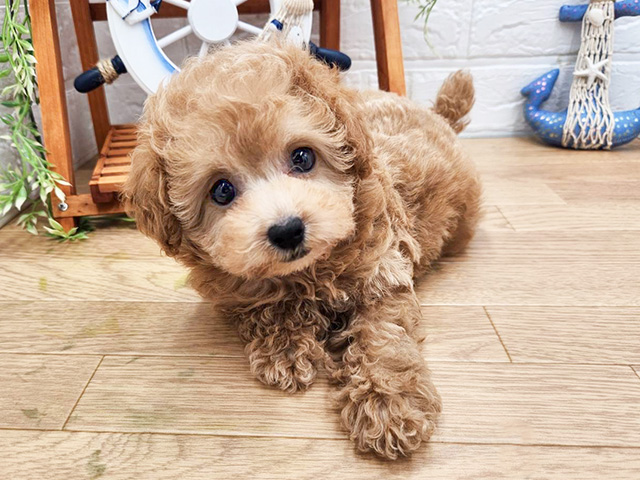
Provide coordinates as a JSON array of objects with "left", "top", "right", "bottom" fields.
[
  {"left": 25, "top": 222, "right": 38, "bottom": 235},
  {"left": 14, "top": 184, "right": 27, "bottom": 209},
  {"left": 47, "top": 217, "right": 64, "bottom": 231},
  {"left": 1, "top": 202, "right": 12, "bottom": 216}
]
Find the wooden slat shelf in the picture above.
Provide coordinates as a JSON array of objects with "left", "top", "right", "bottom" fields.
[{"left": 89, "top": 124, "right": 136, "bottom": 203}]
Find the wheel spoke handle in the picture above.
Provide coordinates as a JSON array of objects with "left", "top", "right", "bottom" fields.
[
  {"left": 309, "top": 42, "right": 351, "bottom": 71},
  {"left": 74, "top": 56, "right": 128, "bottom": 93}
]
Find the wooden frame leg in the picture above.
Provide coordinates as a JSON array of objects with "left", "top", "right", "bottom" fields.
[
  {"left": 370, "top": 0, "right": 406, "bottom": 95},
  {"left": 319, "top": 0, "right": 340, "bottom": 50},
  {"left": 70, "top": 0, "right": 111, "bottom": 149},
  {"left": 30, "top": 0, "right": 77, "bottom": 231}
]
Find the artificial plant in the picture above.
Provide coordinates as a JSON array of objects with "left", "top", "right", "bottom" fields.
[
  {"left": 405, "top": 0, "right": 439, "bottom": 44},
  {"left": 0, "top": 0, "right": 88, "bottom": 240}
]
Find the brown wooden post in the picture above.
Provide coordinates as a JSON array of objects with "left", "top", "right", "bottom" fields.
[
  {"left": 70, "top": 0, "right": 111, "bottom": 149},
  {"left": 30, "top": 0, "right": 77, "bottom": 231},
  {"left": 319, "top": 0, "right": 341, "bottom": 50},
  {"left": 370, "top": 0, "right": 406, "bottom": 95}
]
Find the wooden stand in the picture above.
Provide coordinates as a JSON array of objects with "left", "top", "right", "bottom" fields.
[{"left": 31, "top": 0, "right": 405, "bottom": 230}]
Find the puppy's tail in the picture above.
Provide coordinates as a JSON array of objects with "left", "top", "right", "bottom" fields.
[{"left": 432, "top": 70, "right": 474, "bottom": 134}]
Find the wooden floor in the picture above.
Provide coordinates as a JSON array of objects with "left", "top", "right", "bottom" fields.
[{"left": 1, "top": 137, "right": 639, "bottom": 478}]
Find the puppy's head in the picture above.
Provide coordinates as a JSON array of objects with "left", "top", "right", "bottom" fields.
[{"left": 122, "top": 41, "right": 372, "bottom": 279}]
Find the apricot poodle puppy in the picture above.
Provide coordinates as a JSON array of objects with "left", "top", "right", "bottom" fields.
[{"left": 122, "top": 40, "right": 481, "bottom": 460}]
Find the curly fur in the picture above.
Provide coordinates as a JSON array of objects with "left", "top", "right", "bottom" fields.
[{"left": 122, "top": 40, "right": 481, "bottom": 460}]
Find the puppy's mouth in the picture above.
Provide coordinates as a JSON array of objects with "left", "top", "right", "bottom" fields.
[{"left": 281, "top": 246, "right": 310, "bottom": 263}]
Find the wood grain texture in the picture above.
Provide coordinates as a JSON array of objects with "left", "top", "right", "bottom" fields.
[
  {"left": 0, "top": 354, "right": 101, "bottom": 429},
  {"left": 0, "top": 302, "right": 505, "bottom": 362},
  {"left": 464, "top": 138, "right": 640, "bottom": 183},
  {"left": 482, "top": 176, "right": 565, "bottom": 206},
  {"left": 51, "top": 193, "right": 125, "bottom": 218},
  {"left": 431, "top": 363, "right": 640, "bottom": 446},
  {"left": 66, "top": 359, "right": 640, "bottom": 447},
  {"left": 416, "top": 260, "right": 640, "bottom": 306},
  {"left": 0, "top": 302, "right": 243, "bottom": 357},
  {"left": 548, "top": 181, "right": 640, "bottom": 204},
  {"left": 370, "top": 0, "right": 406, "bottom": 95},
  {"left": 498, "top": 204, "right": 640, "bottom": 231},
  {"left": 473, "top": 206, "right": 515, "bottom": 232},
  {"left": 464, "top": 137, "right": 640, "bottom": 165},
  {"left": 2, "top": 138, "right": 640, "bottom": 474},
  {"left": 2, "top": 431, "right": 640, "bottom": 480},
  {"left": 486, "top": 307, "right": 640, "bottom": 364},
  {"left": 319, "top": 0, "right": 340, "bottom": 50},
  {"left": 65, "top": 356, "right": 340, "bottom": 437},
  {"left": 420, "top": 307, "right": 509, "bottom": 362},
  {"left": 451, "top": 230, "right": 640, "bottom": 263},
  {"left": 0, "top": 257, "right": 199, "bottom": 302}
]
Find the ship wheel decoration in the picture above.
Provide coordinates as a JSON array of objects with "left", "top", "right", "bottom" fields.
[
  {"left": 521, "top": 0, "right": 640, "bottom": 149},
  {"left": 75, "top": 0, "right": 351, "bottom": 95}
]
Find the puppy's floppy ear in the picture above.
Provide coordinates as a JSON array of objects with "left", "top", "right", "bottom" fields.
[
  {"left": 121, "top": 136, "right": 183, "bottom": 257},
  {"left": 288, "top": 50, "right": 374, "bottom": 179}
]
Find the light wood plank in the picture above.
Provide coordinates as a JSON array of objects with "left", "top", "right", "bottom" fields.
[
  {"left": 104, "top": 155, "right": 132, "bottom": 165},
  {"left": 0, "top": 302, "right": 243, "bottom": 357},
  {"left": 548, "top": 181, "right": 640, "bottom": 204},
  {"left": 0, "top": 257, "right": 199, "bottom": 302},
  {"left": 499, "top": 205, "right": 640, "bottom": 231},
  {"left": 431, "top": 364, "right": 640, "bottom": 446},
  {"left": 474, "top": 206, "right": 514, "bottom": 232},
  {"left": 464, "top": 138, "right": 640, "bottom": 184},
  {"left": 0, "top": 303, "right": 504, "bottom": 361},
  {"left": 101, "top": 165, "right": 131, "bottom": 176},
  {"left": 421, "top": 307, "right": 508, "bottom": 362},
  {"left": 417, "top": 260, "right": 640, "bottom": 306},
  {"left": 65, "top": 356, "right": 340, "bottom": 437},
  {"left": 486, "top": 307, "right": 640, "bottom": 364},
  {"left": 465, "top": 137, "right": 640, "bottom": 165},
  {"left": 478, "top": 161, "right": 640, "bottom": 185},
  {"left": 448, "top": 230, "right": 640, "bottom": 263},
  {"left": 0, "top": 354, "right": 101, "bottom": 429},
  {"left": 67, "top": 359, "right": 640, "bottom": 447},
  {"left": 97, "top": 174, "right": 127, "bottom": 193},
  {"left": 482, "top": 176, "right": 565, "bottom": 206},
  {"left": 2, "top": 431, "right": 640, "bottom": 480}
]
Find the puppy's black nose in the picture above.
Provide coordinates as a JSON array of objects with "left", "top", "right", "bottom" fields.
[{"left": 268, "top": 217, "right": 305, "bottom": 250}]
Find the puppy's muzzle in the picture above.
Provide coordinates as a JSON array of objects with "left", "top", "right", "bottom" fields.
[{"left": 267, "top": 217, "right": 306, "bottom": 257}]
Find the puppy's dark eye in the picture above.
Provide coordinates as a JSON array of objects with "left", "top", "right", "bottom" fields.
[
  {"left": 290, "top": 147, "right": 316, "bottom": 173},
  {"left": 210, "top": 179, "right": 236, "bottom": 206}
]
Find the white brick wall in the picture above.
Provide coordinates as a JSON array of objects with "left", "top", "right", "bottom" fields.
[{"left": 1, "top": 0, "right": 640, "bottom": 222}]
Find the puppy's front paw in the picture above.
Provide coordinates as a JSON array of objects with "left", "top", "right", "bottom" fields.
[
  {"left": 340, "top": 385, "right": 441, "bottom": 459},
  {"left": 248, "top": 347, "right": 318, "bottom": 393}
]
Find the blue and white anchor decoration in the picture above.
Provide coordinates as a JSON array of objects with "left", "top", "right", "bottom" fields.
[
  {"left": 521, "top": 0, "right": 640, "bottom": 149},
  {"left": 75, "top": 0, "right": 350, "bottom": 96}
]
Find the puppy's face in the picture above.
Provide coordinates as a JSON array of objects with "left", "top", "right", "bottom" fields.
[
  {"left": 171, "top": 99, "right": 356, "bottom": 278},
  {"left": 124, "top": 42, "right": 370, "bottom": 279}
]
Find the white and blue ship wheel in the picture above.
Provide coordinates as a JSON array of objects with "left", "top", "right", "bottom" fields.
[{"left": 106, "top": 0, "right": 313, "bottom": 94}]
